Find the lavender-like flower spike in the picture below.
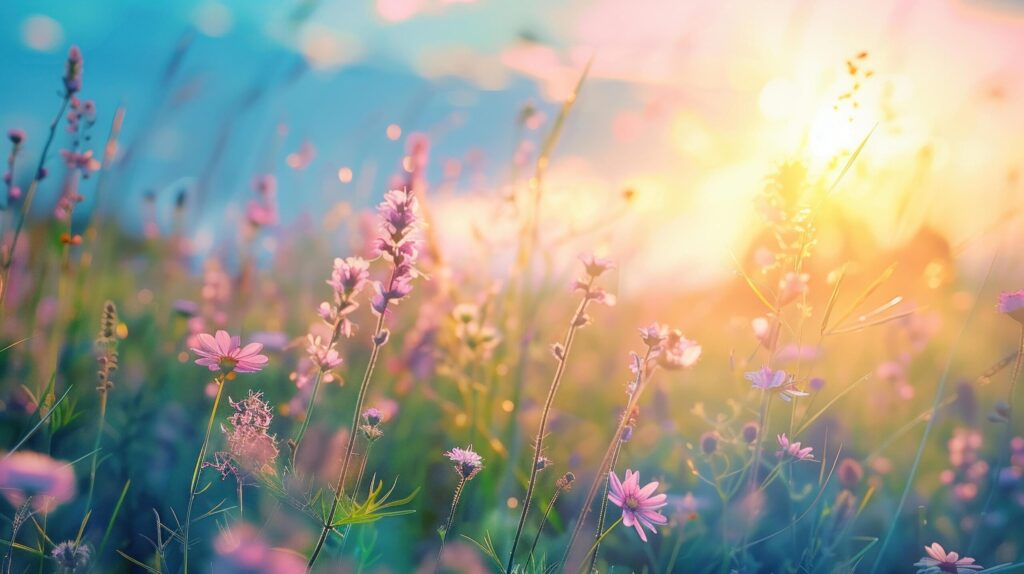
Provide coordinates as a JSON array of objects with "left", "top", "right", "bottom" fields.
[
  {"left": 63, "top": 45, "right": 83, "bottom": 94},
  {"left": 998, "top": 290, "right": 1024, "bottom": 324},
  {"left": 371, "top": 188, "right": 422, "bottom": 315}
]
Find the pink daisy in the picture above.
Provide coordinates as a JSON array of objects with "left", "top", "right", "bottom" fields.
[
  {"left": 913, "top": 543, "right": 982, "bottom": 573},
  {"left": 776, "top": 433, "right": 814, "bottom": 461},
  {"left": 607, "top": 469, "right": 668, "bottom": 542},
  {"left": 0, "top": 451, "right": 76, "bottom": 513},
  {"left": 191, "top": 330, "right": 268, "bottom": 374}
]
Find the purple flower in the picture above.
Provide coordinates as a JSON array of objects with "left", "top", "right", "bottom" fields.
[
  {"left": 608, "top": 469, "right": 668, "bottom": 542},
  {"left": 445, "top": 446, "right": 483, "bottom": 480},
  {"left": 52, "top": 541, "right": 91, "bottom": 573},
  {"left": 362, "top": 407, "right": 383, "bottom": 426},
  {"left": 776, "top": 433, "right": 814, "bottom": 461},
  {"left": 0, "top": 451, "right": 76, "bottom": 513},
  {"left": 63, "top": 46, "right": 83, "bottom": 94},
  {"left": 745, "top": 367, "right": 808, "bottom": 401},
  {"left": 191, "top": 330, "right": 269, "bottom": 374},
  {"left": 913, "top": 543, "right": 982, "bottom": 573},
  {"left": 638, "top": 323, "right": 667, "bottom": 349},
  {"left": 998, "top": 290, "right": 1024, "bottom": 323}
]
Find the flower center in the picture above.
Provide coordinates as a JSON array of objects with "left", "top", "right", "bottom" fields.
[
  {"left": 218, "top": 356, "right": 238, "bottom": 372},
  {"left": 625, "top": 496, "right": 640, "bottom": 510}
]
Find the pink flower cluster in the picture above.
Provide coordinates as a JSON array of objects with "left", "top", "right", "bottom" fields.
[
  {"left": 371, "top": 188, "right": 421, "bottom": 315},
  {"left": 207, "top": 391, "right": 280, "bottom": 480},
  {"left": 939, "top": 428, "right": 987, "bottom": 503},
  {"left": 246, "top": 175, "right": 279, "bottom": 228}
]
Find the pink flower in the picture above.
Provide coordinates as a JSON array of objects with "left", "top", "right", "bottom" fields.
[
  {"left": 913, "top": 543, "right": 982, "bottom": 573},
  {"left": 191, "top": 330, "right": 268, "bottom": 374},
  {"left": 778, "top": 271, "right": 809, "bottom": 305},
  {"left": 608, "top": 469, "right": 668, "bottom": 542},
  {"left": 212, "top": 522, "right": 305, "bottom": 574},
  {"left": 580, "top": 253, "right": 615, "bottom": 278},
  {"left": 998, "top": 290, "right": 1024, "bottom": 323},
  {"left": 0, "top": 451, "right": 76, "bottom": 513},
  {"left": 63, "top": 46, "right": 83, "bottom": 94},
  {"left": 776, "top": 433, "right": 814, "bottom": 461},
  {"left": 445, "top": 446, "right": 483, "bottom": 480},
  {"left": 746, "top": 367, "right": 808, "bottom": 401},
  {"left": 657, "top": 329, "right": 702, "bottom": 370}
]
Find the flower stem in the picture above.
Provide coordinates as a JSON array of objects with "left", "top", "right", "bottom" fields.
[
  {"left": 526, "top": 484, "right": 565, "bottom": 569},
  {"left": 561, "top": 348, "right": 653, "bottom": 568},
  {"left": 586, "top": 440, "right": 622, "bottom": 573},
  {"left": 85, "top": 390, "right": 109, "bottom": 510},
  {"left": 290, "top": 325, "right": 340, "bottom": 470},
  {"left": 307, "top": 307, "right": 389, "bottom": 570},
  {"left": 575, "top": 516, "right": 622, "bottom": 574},
  {"left": 0, "top": 95, "right": 70, "bottom": 314},
  {"left": 505, "top": 288, "right": 592, "bottom": 573},
  {"left": 434, "top": 477, "right": 466, "bottom": 573},
  {"left": 183, "top": 375, "right": 225, "bottom": 574}
]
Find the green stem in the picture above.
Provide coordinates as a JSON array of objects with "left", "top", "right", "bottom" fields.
[
  {"left": 575, "top": 517, "right": 622, "bottom": 574},
  {"left": 85, "top": 391, "right": 109, "bottom": 510},
  {"left": 0, "top": 95, "right": 71, "bottom": 314},
  {"left": 505, "top": 286, "right": 592, "bottom": 573},
  {"left": 433, "top": 477, "right": 466, "bottom": 573},
  {"left": 307, "top": 307, "right": 389, "bottom": 570},
  {"left": 586, "top": 441, "right": 622, "bottom": 573},
  {"left": 182, "top": 375, "right": 225, "bottom": 574},
  {"left": 526, "top": 485, "right": 565, "bottom": 569},
  {"left": 561, "top": 348, "right": 654, "bottom": 568},
  {"left": 290, "top": 323, "right": 339, "bottom": 470}
]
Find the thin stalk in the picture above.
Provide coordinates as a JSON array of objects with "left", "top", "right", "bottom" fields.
[
  {"left": 0, "top": 95, "right": 71, "bottom": 313},
  {"left": 182, "top": 375, "right": 225, "bottom": 574},
  {"left": 505, "top": 284, "right": 593, "bottom": 573},
  {"left": 237, "top": 482, "right": 244, "bottom": 521},
  {"left": 575, "top": 517, "right": 622, "bottom": 574},
  {"left": 586, "top": 441, "right": 622, "bottom": 573},
  {"left": 307, "top": 305, "right": 390, "bottom": 569},
  {"left": 85, "top": 391, "right": 109, "bottom": 509},
  {"left": 290, "top": 323, "right": 341, "bottom": 469},
  {"left": 561, "top": 348, "right": 654, "bottom": 567},
  {"left": 526, "top": 484, "right": 566, "bottom": 568},
  {"left": 433, "top": 477, "right": 466, "bottom": 573},
  {"left": 868, "top": 254, "right": 992, "bottom": 574},
  {"left": 969, "top": 324, "right": 1024, "bottom": 553}
]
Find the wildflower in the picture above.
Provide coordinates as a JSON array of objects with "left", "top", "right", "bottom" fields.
[
  {"left": 837, "top": 458, "right": 864, "bottom": 489},
  {"left": 51, "top": 541, "right": 91, "bottom": 573},
  {"left": 360, "top": 407, "right": 385, "bottom": 441},
  {"left": 658, "top": 329, "right": 702, "bottom": 370},
  {"left": 556, "top": 472, "right": 575, "bottom": 490},
  {"left": 246, "top": 175, "right": 278, "bottom": 227},
  {"left": 913, "top": 543, "right": 982, "bottom": 573},
  {"left": 363, "top": 407, "right": 383, "bottom": 426},
  {"left": 607, "top": 469, "right": 668, "bottom": 542},
  {"left": 776, "top": 433, "right": 814, "bottom": 461},
  {"left": 700, "top": 432, "right": 719, "bottom": 455},
  {"left": 7, "top": 129, "right": 25, "bottom": 145},
  {"left": 445, "top": 446, "right": 483, "bottom": 480},
  {"left": 191, "top": 330, "right": 268, "bottom": 374},
  {"left": 746, "top": 367, "right": 808, "bottom": 401},
  {"left": 63, "top": 46, "right": 83, "bottom": 94},
  {"left": 581, "top": 253, "right": 615, "bottom": 278},
  {"left": 638, "top": 323, "right": 667, "bottom": 349},
  {"left": 306, "top": 334, "right": 343, "bottom": 371},
  {"left": 741, "top": 421, "right": 759, "bottom": 443},
  {"left": 778, "top": 271, "right": 809, "bottom": 305},
  {"left": 0, "top": 451, "right": 76, "bottom": 513},
  {"left": 998, "top": 290, "right": 1024, "bottom": 323},
  {"left": 212, "top": 522, "right": 305, "bottom": 574},
  {"left": 207, "top": 391, "right": 279, "bottom": 479}
]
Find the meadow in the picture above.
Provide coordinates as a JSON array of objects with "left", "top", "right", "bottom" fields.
[{"left": 2, "top": 3, "right": 1024, "bottom": 573}]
